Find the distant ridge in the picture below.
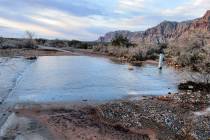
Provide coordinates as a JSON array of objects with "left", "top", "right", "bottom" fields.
[{"left": 100, "top": 10, "right": 210, "bottom": 46}]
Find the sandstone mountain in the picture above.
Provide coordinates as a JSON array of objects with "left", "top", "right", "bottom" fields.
[{"left": 100, "top": 10, "right": 210, "bottom": 46}]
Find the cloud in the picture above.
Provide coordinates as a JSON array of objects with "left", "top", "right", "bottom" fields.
[
  {"left": 0, "top": 3, "right": 146, "bottom": 40},
  {"left": 0, "top": 0, "right": 209, "bottom": 40},
  {"left": 160, "top": 0, "right": 210, "bottom": 19},
  {"left": 88, "top": 15, "right": 145, "bottom": 31},
  {"left": 30, "top": 9, "right": 90, "bottom": 30},
  {"left": 0, "top": 17, "right": 61, "bottom": 37},
  {"left": 115, "top": 0, "right": 146, "bottom": 14}
]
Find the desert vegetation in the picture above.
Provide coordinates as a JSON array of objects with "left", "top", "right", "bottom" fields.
[
  {"left": 93, "top": 35, "right": 166, "bottom": 62},
  {"left": 1, "top": 30, "right": 210, "bottom": 85},
  {"left": 0, "top": 31, "right": 37, "bottom": 50},
  {"left": 92, "top": 33, "right": 210, "bottom": 88},
  {"left": 165, "top": 34, "right": 210, "bottom": 85}
]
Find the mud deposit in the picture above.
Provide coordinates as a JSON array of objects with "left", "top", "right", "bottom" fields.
[{"left": 3, "top": 104, "right": 150, "bottom": 140}]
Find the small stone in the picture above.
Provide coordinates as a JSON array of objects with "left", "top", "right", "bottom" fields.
[
  {"left": 187, "top": 92, "right": 191, "bottom": 95},
  {"left": 188, "top": 86, "right": 193, "bottom": 89}
]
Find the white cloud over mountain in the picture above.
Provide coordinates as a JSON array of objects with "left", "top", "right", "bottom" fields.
[{"left": 0, "top": 0, "right": 209, "bottom": 40}]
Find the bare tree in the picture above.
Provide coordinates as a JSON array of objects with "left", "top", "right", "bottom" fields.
[{"left": 25, "top": 31, "right": 37, "bottom": 48}]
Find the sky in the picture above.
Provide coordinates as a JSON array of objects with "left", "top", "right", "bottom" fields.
[{"left": 0, "top": 0, "right": 209, "bottom": 41}]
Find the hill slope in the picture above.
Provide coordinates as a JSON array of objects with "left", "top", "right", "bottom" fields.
[{"left": 100, "top": 10, "right": 210, "bottom": 46}]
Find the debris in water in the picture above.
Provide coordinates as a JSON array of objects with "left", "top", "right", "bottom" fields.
[
  {"left": 128, "top": 65, "right": 134, "bottom": 70},
  {"left": 25, "top": 56, "right": 37, "bottom": 60}
]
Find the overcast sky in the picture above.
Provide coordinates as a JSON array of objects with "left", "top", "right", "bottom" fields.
[{"left": 0, "top": 0, "right": 209, "bottom": 40}]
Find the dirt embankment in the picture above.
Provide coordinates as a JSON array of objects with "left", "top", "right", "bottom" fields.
[
  {"left": 2, "top": 91, "right": 209, "bottom": 140},
  {"left": 0, "top": 48, "right": 76, "bottom": 57},
  {"left": 0, "top": 48, "right": 159, "bottom": 68},
  {"left": 4, "top": 104, "right": 149, "bottom": 140}
]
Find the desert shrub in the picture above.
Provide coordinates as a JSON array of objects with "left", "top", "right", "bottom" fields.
[
  {"left": 159, "top": 43, "right": 168, "bottom": 50},
  {"left": 67, "top": 40, "right": 82, "bottom": 48},
  {"left": 35, "top": 38, "right": 47, "bottom": 45},
  {"left": 178, "top": 45, "right": 210, "bottom": 84},
  {"left": 127, "top": 45, "right": 160, "bottom": 61},
  {"left": 165, "top": 44, "right": 181, "bottom": 58},
  {"left": 176, "top": 45, "right": 206, "bottom": 67},
  {"left": 116, "top": 47, "right": 128, "bottom": 57},
  {"left": 68, "top": 40, "right": 94, "bottom": 49},
  {"left": 111, "top": 34, "right": 135, "bottom": 48},
  {"left": 93, "top": 45, "right": 108, "bottom": 53},
  {"left": 127, "top": 47, "right": 145, "bottom": 61},
  {"left": 80, "top": 43, "right": 91, "bottom": 49},
  {"left": 166, "top": 32, "right": 210, "bottom": 84},
  {"left": 50, "top": 39, "right": 68, "bottom": 48},
  {"left": 190, "top": 52, "right": 210, "bottom": 84},
  {"left": 0, "top": 37, "right": 4, "bottom": 44},
  {"left": 93, "top": 44, "right": 161, "bottom": 61},
  {"left": 145, "top": 47, "right": 159, "bottom": 60},
  {"left": 107, "top": 46, "right": 118, "bottom": 55},
  {"left": 92, "top": 45, "right": 101, "bottom": 52},
  {"left": 111, "top": 34, "right": 128, "bottom": 47}
]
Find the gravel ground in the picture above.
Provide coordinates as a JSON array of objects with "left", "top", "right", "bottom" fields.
[{"left": 97, "top": 92, "right": 210, "bottom": 140}]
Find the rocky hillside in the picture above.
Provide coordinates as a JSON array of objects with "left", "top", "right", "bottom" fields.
[{"left": 100, "top": 10, "right": 210, "bottom": 46}]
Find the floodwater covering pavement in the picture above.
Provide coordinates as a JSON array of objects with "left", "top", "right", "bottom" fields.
[{"left": 5, "top": 56, "right": 181, "bottom": 103}]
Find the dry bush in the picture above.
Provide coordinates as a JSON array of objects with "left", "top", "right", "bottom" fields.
[
  {"left": 127, "top": 47, "right": 145, "bottom": 61},
  {"left": 165, "top": 33, "right": 210, "bottom": 84},
  {"left": 190, "top": 49, "right": 210, "bottom": 84},
  {"left": 93, "top": 44, "right": 160, "bottom": 61},
  {"left": 93, "top": 45, "right": 108, "bottom": 53},
  {"left": 113, "top": 47, "right": 128, "bottom": 57},
  {"left": 179, "top": 45, "right": 210, "bottom": 84},
  {"left": 111, "top": 34, "right": 130, "bottom": 48}
]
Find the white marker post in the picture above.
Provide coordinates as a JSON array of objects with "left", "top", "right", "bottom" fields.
[{"left": 158, "top": 53, "right": 164, "bottom": 69}]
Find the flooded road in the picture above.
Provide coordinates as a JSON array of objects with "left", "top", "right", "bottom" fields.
[
  {"left": 0, "top": 58, "right": 32, "bottom": 103},
  {"left": 2, "top": 56, "right": 181, "bottom": 103},
  {"left": 0, "top": 56, "right": 187, "bottom": 140}
]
